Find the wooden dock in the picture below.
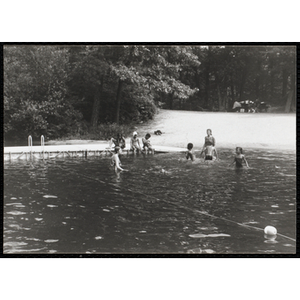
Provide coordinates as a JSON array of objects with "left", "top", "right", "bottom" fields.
[{"left": 3, "top": 143, "right": 188, "bottom": 162}]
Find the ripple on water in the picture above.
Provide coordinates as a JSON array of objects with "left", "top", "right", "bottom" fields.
[
  {"left": 44, "top": 239, "right": 59, "bottom": 243},
  {"left": 7, "top": 211, "right": 27, "bottom": 215},
  {"left": 4, "top": 241, "right": 28, "bottom": 247},
  {"left": 189, "top": 233, "right": 231, "bottom": 238}
]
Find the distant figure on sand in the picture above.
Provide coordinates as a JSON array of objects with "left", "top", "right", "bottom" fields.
[
  {"left": 142, "top": 133, "right": 154, "bottom": 153},
  {"left": 130, "top": 131, "right": 142, "bottom": 152},
  {"left": 111, "top": 147, "right": 125, "bottom": 172},
  {"left": 229, "top": 147, "right": 249, "bottom": 168},
  {"left": 186, "top": 143, "right": 195, "bottom": 161},
  {"left": 202, "top": 129, "right": 215, "bottom": 151},
  {"left": 201, "top": 145, "right": 218, "bottom": 161}
]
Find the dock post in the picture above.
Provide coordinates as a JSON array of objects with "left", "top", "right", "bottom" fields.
[
  {"left": 85, "top": 150, "right": 87, "bottom": 158},
  {"left": 9, "top": 152, "right": 11, "bottom": 161},
  {"left": 41, "top": 135, "right": 45, "bottom": 160},
  {"left": 28, "top": 135, "right": 33, "bottom": 161}
]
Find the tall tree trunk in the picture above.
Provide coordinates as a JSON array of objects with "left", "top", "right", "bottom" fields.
[
  {"left": 217, "top": 84, "right": 222, "bottom": 111},
  {"left": 90, "top": 76, "right": 104, "bottom": 130},
  {"left": 230, "top": 74, "right": 235, "bottom": 104},
  {"left": 239, "top": 72, "right": 246, "bottom": 101},
  {"left": 204, "top": 47, "right": 211, "bottom": 110},
  {"left": 285, "top": 72, "right": 295, "bottom": 113},
  {"left": 269, "top": 57, "right": 274, "bottom": 103},
  {"left": 115, "top": 79, "right": 123, "bottom": 124},
  {"left": 282, "top": 68, "right": 288, "bottom": 98},
  {"left": 285, "top": 90, "right": 293, "bottom": 113},
  {"left": 255, "top": 59, "right": 261, "bottom": 100},
  {"left": 215, "top": 74, "right": 222, "bottom": 111},
  {"left": 169, "top": 93, "right": 174, "bottom": 110}
]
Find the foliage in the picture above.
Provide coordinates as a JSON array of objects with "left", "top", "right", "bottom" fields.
[{"left": 4, "top": 45, "right": 296, "bottom": 143}]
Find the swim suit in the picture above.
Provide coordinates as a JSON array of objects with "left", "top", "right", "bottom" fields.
[
  {"left": 204, "top": 136, "right": 215, "bottom": 147},
  {"left": 205, "top": 155, "right": 213, "bottom": 160},
  {"left": 235, "top": 157, "right": 243, "bottom": 167}
]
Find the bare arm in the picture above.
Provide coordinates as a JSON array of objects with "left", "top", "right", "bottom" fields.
[
  {"left": 243, "top": 156, "right": 249, "bottom": 167},
  {"left": 137, "top": 139, "right": 142, "bottom": 150},
  {"left": 212, "top": 136, "right": 216, "bottom": 147},
  {"left": 214, "top": 147, "right": 218, "bottom": 159},
  {"left": 229, "top": 158, "right": 235, "bottom": 166}
]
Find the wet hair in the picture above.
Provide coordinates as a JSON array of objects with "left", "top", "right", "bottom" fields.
[
  {"left": 145, "top": 133, "right": 151, "bottom": 139},
  {"left": 236, "top": 147, "right": 243, "bottom": 154},
  {"left": 207, "top": 129, "right": 212, "bottom": 134},
  {"left": 114, "top": 146, "right": 121, "bottom": 153},
  {"left": 187, "top": 143, "right": 193, "bottom": 150}
]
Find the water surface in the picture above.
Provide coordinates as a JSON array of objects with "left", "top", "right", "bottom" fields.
[
  {"left": 3, "top": 110, "right": 296, "bottom": 254},
  {"left": 4, "top": 149, "right": 296, "bottom": 254}
]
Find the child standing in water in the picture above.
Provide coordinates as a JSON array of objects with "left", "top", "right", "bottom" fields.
[
  {"left": 186, "top": 143, "right": 195, "bottom": 161},
  {"left": 130, "top": 131, "right": 142, "bottom": 152},
  {"left": 111, "top": 146, "right": 125, "bottom": 172},
  {"left": 229, "top": 147, "right": 249, "bottom": 168},
  {"left": 142, "top": 133, "right": 154, "bottom": 153},
  {"left": 200, "top": 145, "right": 218, "bottom": 161}
]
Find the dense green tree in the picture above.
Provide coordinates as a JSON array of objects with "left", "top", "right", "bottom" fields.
[
  {"left": 4, "top": 44, "right": 296, "bottom": 143},
  {"left": 4, "top": 46, "right": 83, "bottom": 141}
]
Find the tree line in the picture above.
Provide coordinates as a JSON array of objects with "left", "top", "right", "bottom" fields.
[{"left": 4, "top": 45, "right": 296, "bottom": 142}]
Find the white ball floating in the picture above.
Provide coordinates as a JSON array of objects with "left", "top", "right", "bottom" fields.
[{"left": 264, "top": 226, "right": 277, "bottom": 235}]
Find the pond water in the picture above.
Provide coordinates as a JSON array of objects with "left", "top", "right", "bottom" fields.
[{"left": 3, "top": 110, "right": 296, "bottom": 254}]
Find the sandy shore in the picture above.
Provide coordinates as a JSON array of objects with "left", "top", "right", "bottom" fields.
[{"left": 45, "top": 110, "right": 296, "bottom": 151}]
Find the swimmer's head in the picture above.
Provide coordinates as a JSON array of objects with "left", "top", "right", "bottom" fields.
[
  {"left": 145, "top": 133, "right": 151, "bottom": 139},
  {"left": 133, "top": 131, "right": 138, "bottom": 137},
  {"left": 236, "top": 147, "right": 243, "bottom": 154},
  {"left": 187, "top": 143, "right": 193, "bottom": 150},
  {"left": 114, "top": 146, "right": 121, "bottom": 153},
  {"left": 207, "top": 129, "right": 212, "bottom": 135}
]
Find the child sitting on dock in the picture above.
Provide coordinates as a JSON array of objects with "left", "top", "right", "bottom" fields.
[
  {"left": 142, "top": 133, "right": 154, "bottom": 153},
  {"left": 229, "top": 147, "right": 249, "bottom": 168},
  {"left": 186, "top": 143, "right": 195, "bottom": 161},
  {"left": 130, "top": 131, "right": 142, "bottom": 152},
  {"left": 111, "top": 146, "right": 125, "bottom": 172},
  {"left": 200, "top": 145, "right": 218, "bottom": 161},
  {"left": 109, "top": 133, "right": 126, "bottom": 152}
]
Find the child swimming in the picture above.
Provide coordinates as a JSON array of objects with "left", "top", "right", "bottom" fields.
[
  {"left": 111, "top": 146, "right": 125, "bottom": 172},
  {"left": 142, "top": 133, "right": 154, "bottom": 153},
  {"left": 229, "top": 147, "right": 249, "bottom": 168},
  {"left": 200, "top": 145, "right": 218, "bottom": 161},
  {"left": 130, "top": 131, "right": 142, "bottom": 152},
  {"left": 186, "top": 143, "right": 195, "bottom": 161}
]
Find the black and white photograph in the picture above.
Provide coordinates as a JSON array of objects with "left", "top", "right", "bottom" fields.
[{"left": 3, "top": 44, "right": 296, "bottom": 255}]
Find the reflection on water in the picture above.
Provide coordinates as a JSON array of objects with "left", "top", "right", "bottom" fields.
[{"left": 3, "top": 148, "right": 296, "bottom": 254}]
